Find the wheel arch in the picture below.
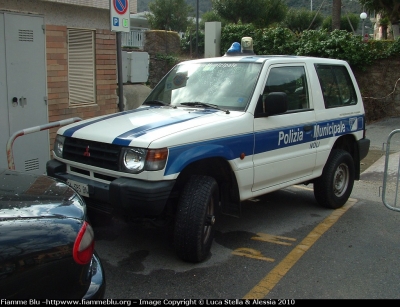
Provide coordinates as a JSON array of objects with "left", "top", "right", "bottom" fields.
[
  {"left": 165, "top": 144, "right": 239, "bottom": 176},
  {"left": 172, "top": 156, "right": 241, "bottom": 217}
]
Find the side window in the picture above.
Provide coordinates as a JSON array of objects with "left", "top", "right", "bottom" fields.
[
  {"left": 315, "top": 64, "right": 358, "bottom": 108},
  {"left": 262, "top": 66, "right": 310, "bottom": 112}
]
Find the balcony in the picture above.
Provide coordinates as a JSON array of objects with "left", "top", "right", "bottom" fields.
[{"left": 121, "top": 29, "right": 147, "bottom": 49}]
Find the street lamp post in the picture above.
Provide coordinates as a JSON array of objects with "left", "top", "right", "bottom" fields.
[
  {"left": 360, "top": 12, "right": 367, "bottom": 39},
  {"left": 196, "top": 0, "right": 199, "bottom": 57}
]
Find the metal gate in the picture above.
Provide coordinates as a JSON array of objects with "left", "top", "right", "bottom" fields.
[{"left": 382, "top": 129, "right": 400, "bottom": 212}]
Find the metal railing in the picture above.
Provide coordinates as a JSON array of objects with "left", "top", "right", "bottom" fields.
[
  {"left": 382, "top": 129, "right": 400, "bottom": 212},
  {"left": 121, "top": 30, "right": 146, "bottom": 48},
  {"left": 6, "top": 117, "right": 82, "bottom": 170}
]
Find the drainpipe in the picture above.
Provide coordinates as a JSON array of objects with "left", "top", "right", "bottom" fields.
[{"left": 117, "top": 32, "right": 124, "bottom": 112}]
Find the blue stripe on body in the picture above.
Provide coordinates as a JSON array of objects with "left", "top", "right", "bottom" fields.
[
  {"left": 255, "top": 115, "right": 365, "bottom": 154},
  {"left": 313, "top": 116, "right": 364, "bottom": 141},
  {"left": 165, "top": 115, "right": 365, "bottom": 176},
  {"left": 165, "top": 133, "right": 254, "bottom": 176},
  {"left": 112, "top": 110, "right": 218, "bottom": 146},
  {"left": 62, "top": 107, "right": 154, "bottom": 137},
  {"left": 254, "top": 125, "right": 315, "bottom": 154}
]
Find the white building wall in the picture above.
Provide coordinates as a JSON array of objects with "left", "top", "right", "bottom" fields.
[
  {"left": 1, "top": 0, "right": 106, "bottom": 28},
  {"left": 42, "top": 0, "right": 137, "bottom": 13},
  {"left": 1, "top": 0, "right": 137, "bottom": 28}
]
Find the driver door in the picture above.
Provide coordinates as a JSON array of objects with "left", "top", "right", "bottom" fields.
[{"left": 252, "top": 64, "right": 317, "bottom": 191}]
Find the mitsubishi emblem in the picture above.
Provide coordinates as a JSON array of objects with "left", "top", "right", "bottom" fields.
[{"left": 83, "top": 146, "right": 90, "bottom": 157}]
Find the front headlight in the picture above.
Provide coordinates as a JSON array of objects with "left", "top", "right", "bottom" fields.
[
  {"left": 120, "top": 147, "right": 168, "bottom": 173},
  {"left": 54, "top": 135, "right": 65, "bottom": 157},
  {"left": 122, "top": 148, "right": 146, "bottom": 173}
]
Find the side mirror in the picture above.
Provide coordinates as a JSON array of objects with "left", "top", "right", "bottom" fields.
[{"left": 255, "top": 92, "right": 288, "bottom": 118}]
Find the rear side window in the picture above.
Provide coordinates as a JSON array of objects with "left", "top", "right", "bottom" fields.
[{"left": 315, "top": 64, "right": 357, "bottom": 108}]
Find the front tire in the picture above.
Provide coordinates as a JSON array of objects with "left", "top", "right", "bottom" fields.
[
  {"left": 314, "top": 149, "right": 355, "bottom": 209},
  {"left": 174, "top": 175, "right": 219, "bottom": 263}
]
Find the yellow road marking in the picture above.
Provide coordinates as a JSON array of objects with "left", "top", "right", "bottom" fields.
[
  {"left": 243, "top": 198, "right": 357, "bottom": 299},
  {"left": 252, "top": 233, "right": 296, "bottom": 246},
  {"left": 232, "top": 248, "right": 275, "bottom": 262}
]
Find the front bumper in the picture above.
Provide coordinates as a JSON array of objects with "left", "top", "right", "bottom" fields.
[{"left": 46, "top": 159, "right": 176, "bottom": 216}]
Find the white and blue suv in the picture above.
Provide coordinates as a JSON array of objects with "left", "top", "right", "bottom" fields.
[{"left": 47, "top": 39, "right": 370, "bottom": 263}]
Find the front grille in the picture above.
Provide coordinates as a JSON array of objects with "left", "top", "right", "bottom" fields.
[{"left": 63, "top": 137, "right": 121, "bottom": 171}]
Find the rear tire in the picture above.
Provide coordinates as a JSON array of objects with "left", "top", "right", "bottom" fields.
[
  {"left": 174, "top": 175, "right": 219, "bottom": 263},
  {"left": 314, "top": 149, "right": 355, "bottom": 209}
]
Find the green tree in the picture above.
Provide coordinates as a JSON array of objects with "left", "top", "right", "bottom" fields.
[
  {"left": 332, "top": 0, "right": 342, "bottom": 30},
  {"left": 211, "top": 0, "right": 287, "bottom": 28},
  {"left": 146, "top": 0, "right": 193, "bottom": 32},
  {"left": 322, "top": 14, "right": 360, "bottom": 33},
  {"left": 358, "top": 0, "right": 400, "bottom": 39},
  {"left": 380, "top": 15, "right": 390, "bottom": 39},
  {"left": 181, "top": 28, "right": 205, "bottom": 55},
  {"left": 282, "top": 8, "right": 324, "bottom": 32},
  {"left": 200, "top": 10, "right": 228, "bottom": 29}
]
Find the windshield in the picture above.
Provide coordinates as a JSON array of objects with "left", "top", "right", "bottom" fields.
[{"left": 144, "top": 62, "right": 262, "bottom": 111}]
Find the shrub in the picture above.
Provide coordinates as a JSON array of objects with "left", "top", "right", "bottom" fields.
[
  {"left": 218, "top": 24, "right": 400, "bottom": 70},
  {"left": 180, "top": 29, "right": 205, "bottom": 56}
]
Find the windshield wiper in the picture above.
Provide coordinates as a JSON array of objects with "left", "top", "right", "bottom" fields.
[
  {"left": 143, "top": 100, "right": 176, "bottom": 108},
  {"left": 180, "top": 102, "right": 230, "bottom": 114}
]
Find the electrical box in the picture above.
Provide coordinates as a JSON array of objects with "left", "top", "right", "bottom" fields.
[
  {"left": 121, "top": 51, "right": 149, "bottom": 83},
  {"left": 121, "top": 51, "right": 129, "bottom": 83},
  {"left": 0, "top": 12, "right": 49, "bottom": 174},
  {"left": 204, "top": 22, "right": 221, "bottom": 58},
  {"left": 129, "top": 51, "right": 149, "bottom": 83}
]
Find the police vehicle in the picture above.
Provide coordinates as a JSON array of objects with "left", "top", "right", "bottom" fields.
[{"left": 47, "top": 37, "right": 370, "bottom": 263}]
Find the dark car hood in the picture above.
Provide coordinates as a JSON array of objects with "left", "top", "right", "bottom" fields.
[{"left": 0, "top": 168, "right": 85, "bottom": 219}]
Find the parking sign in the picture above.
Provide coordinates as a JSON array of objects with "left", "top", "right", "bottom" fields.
[{"left": 110, "top": 0, "right": 130, "bottom": 32}]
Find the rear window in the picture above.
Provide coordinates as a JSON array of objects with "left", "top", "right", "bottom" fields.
[{"left": 315, "top": 64, "right": 358, "bottom": 108}]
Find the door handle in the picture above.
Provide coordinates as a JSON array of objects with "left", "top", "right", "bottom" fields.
[
  {"left": 11, "top": 97, "right": 27, "bottom": 107},
  {"left": 303, "top": 125, "right": 313, "bottom": 131},
  {"left": 19, "top": 97, "right": 27, "bottom": 107}
]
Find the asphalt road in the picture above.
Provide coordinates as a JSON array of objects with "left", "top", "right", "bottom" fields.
[{"left": 93, "top": 116, "right": 400, "bottom": 299}]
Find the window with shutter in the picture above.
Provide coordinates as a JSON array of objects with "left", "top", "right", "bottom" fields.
[{"left": 68, "top": 28, "right": 96, "bottom": 106}]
